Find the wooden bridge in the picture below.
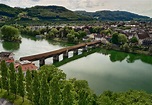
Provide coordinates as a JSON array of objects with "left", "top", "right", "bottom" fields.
[{"left": 20, "top": 40, "right": 101, "bottom": 66}]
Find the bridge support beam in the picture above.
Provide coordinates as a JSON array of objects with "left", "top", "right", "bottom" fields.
[
  {"left": 73, "top": 49, "right": 78, "bottom": 55},
  {"left": 39, "top": 58, "right": 45, "bottom": 67},
  {"left": 83, "top": 46, "right": 88, "bottom": 52},
  {"left": 92, "top": 44, "right": 96, "bottom": 49},
  {"left": 53, "top": 55, "right": 59, "bottom": 63},
  {"left": 63, "top": 51, "right": 68, "bottom": 59}
]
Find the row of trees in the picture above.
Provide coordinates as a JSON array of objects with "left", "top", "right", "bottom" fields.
[
  {"left": 0, "top": 61, "right": 96, "bottom": 105},
  {"left": 0, "top": 61, "right": 152, "bottom": 105},
  {"left": 20, "top": 26, "right": 107, "bottom": 44}
]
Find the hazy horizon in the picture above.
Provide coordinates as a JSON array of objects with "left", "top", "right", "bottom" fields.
[{"left": 0, "top": 0, "right": 152, "bottom": 17}]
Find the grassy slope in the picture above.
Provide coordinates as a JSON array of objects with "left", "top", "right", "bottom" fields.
[{"left": 0, "top": 89, "right": 32, "bottom": 105}]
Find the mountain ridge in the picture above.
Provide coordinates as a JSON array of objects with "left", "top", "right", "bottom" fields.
[{"left": 0, "top": 3, "right": 151, "bottom": 23}]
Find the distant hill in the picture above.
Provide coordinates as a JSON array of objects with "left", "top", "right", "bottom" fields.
[
  {"left": 25, "top": 5, "right": 92, "bottom": 21},
  {"left": 0, "top": 4, "right": 21, "bottom": 17},
  {"left": 75, "top": 10, "right": 150, "bottom": 21},
  {"left": 0, "top": 4, "right": 151, "bottom": 23},
  {"left": 0, "top": 4, "right": 91, "bottom": 23}
]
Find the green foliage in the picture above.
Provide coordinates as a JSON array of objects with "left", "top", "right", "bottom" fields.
[
  {"left": 67, "top": 30, "right": 80, "bottom": 44},
  {"left": 111, "top": 32, "right": 119, "bottom": 44},
  {"left": 39, "top": 73, "right": 50, "bottom": 105},
  {"left": 1, "top": 25, "right": 20, "bottom": 42},
  {"left": 32, "top": 71, "right": 40, "bottom": 105},
  {"left": 130, "top": 36, "right": 138, "bottom": 43},
  {"left": 97, "top": 90, "right": 152, "bottom": 105},
  {"left": 39, "top": 65, "right": 66, "bottom": 82},
  {"left": 78, "top": 30, "right": 87, "bottom": 39},
  {"left": 50, "top": 77, "right": 62, "bottom": 105},
  {"left": 122, "top": 43, "right": 130, "bottom": 52},
  {"left": 1, "top": 64, "right": 152, "bottom": 105},
  {"left": 62, "top": 81, "right": 75, "bottom": 105},
  {"left": 9, "top": 63, "right": 17, "bottom": 97},
  {"left": 21, "top": 28, "right": 40, "bottom": 36},
  {"left": 0, "top": 60, "right": 10, "bottom": 94},
  {"left": 112, "top": 33, "right": 128, "bottom": 45},
  {"left": 0, "top": 4, "right": 151, "bottom": 23},
  {"left": 118, "top": 34, "right": 128, "bottom": 44},
  {"left": 70, "top": 79, "right": 96, "bottom": 105},
  {"left": 76, "top": 10, "right": 150, "bottom": 21},
  {"left": 17, "top": 66, "right": 25, "bottom": 101},
  {"left": 100, "top": 29, "right": 112, "bottom": 36},
  {"left": 25, "top": 70, "right": 32, "bottom": 101}
]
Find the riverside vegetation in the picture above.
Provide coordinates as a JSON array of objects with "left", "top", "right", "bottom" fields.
[
  {"left": 0, "top": 23, "right": 152, "bottom": 104},
  {"left": 0, "top": 61, "right": 152, "bottom": 105}
]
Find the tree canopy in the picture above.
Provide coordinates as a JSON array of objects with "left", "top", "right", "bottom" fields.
[{"left": 1, "top": 25, "right": 21, "bottom": 42}]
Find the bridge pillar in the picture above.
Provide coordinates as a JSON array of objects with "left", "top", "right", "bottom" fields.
[
  {"left": 39, "top": 58, "right": 45, "bottom": 67},
  {"left": 92, "top": 44, "right": 96, "bottom": 49},
  {"left": 73, "top": 49, "right": 78, "bottom": 55},
  {"left": 63, "top": 51, "right": 68, "bottom": 59},
  {"left": 53, "top": 55, "right": 59, "bottom": 63},
  {"left": 83, "top": 46, "right": 88, "bottom": 52}
]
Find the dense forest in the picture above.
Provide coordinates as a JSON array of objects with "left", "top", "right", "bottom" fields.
[{"left": 0, "top": 61, "right": 152, "bottom": 105}]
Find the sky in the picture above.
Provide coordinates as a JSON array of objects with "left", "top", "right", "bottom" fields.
[{"left": 0, "top": 0, "right": 152, "bottom": 17}]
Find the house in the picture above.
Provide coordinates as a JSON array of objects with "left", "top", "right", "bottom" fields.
[
  {"left": 135, "top": 32, "right": 150, "bottom": 45},
  {"left": 142, "top": 38, "right": 152, "bottom": 46},
  {"left": 0, "top": 52, "right": 14, "bottom": 64},
  {"left": 94, "top": 34, "right": 102, "bottom": 41},
  {"left": 15, "top": 60, "right": 38, "bottom": 73}
]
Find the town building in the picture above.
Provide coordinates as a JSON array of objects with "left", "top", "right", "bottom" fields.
[
  {"left": 15, "top": 60, "right": 38, "bottom": 74},
  {"left": 0, "top": 52, "right": 14, "bottom": 64}
]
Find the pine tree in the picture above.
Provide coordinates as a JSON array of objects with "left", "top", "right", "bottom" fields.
[
  {"left": 39, "top": 73, "right": 49, "bottom": 105},
  {"left": 17, "top": 66, "right": 25, "bottom": 102},
  {"left": 1, "top": 60, "right": 10, "bottom": 95},
  {"left": 32, "top": 71, "right": 40, "bottom": 105},
  {"left": 25, "top": 70, "right": 33, "bottom": 101},
  {"left": 9, "top": 63, "right": 17, "bottom": 98}
]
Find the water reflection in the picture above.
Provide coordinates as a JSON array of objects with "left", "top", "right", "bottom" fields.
[
  {"left": 99, "top": 49, "right": 152, "bottom": 65},
  {"left": 2, "top": 41, "right": 20, "bottom": 51},
  {"left": 60, "top": 49, "right": 152, "bottom": 95}
]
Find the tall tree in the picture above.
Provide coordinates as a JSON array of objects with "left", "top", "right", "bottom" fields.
[
  {"left": 72, "top": 79, "right": 96, "bottom": 105},
  {"left": 32, "top": 71, "right": 40, "bottom": 105},
  {"left": 0, "top": 60, "right": 10, "bottom": 95},
  {"left": 62, "top": 81, "right": 75, "bottom": 105},
  {"left": 9, "top": 63, "right": 17, "bottom": 98},
  {"left": 25, "top": 70, "right": 32, "bottom": 101},
  {"left": 50, "top": 77, "right": 62, "bottom": 105},
  {"left": 17, "top": 66, "right": 25, "bottom": 102},
  {"left": 39, "top": 73, "right": 50, "bottom": 105}
]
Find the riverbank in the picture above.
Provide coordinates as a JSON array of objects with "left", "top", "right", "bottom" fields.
[{"left": 101, "top": 43, "right": 152, "bottom": 56}]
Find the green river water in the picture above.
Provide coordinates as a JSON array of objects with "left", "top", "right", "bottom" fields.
[{"left": 0, "top": 36, "right": 152, "bottom": 95}]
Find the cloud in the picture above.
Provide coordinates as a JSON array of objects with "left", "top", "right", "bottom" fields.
[
  {"left": 0, "top": 0, "right": 152, "bottom": 17},
  {"left": 31, "top": 0, "right": 40, "bottom": 2},
  {"left": 0, "top": 0, "right": 10, "bottom": 1}
]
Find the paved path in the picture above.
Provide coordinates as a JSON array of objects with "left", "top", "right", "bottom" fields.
[{"left": 0, "top": 98, "right": 13, "bottom": 105}]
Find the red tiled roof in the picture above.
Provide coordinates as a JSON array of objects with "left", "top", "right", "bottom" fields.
[{"left": 16, "top": 63, "right": 38, "bottom": 71}]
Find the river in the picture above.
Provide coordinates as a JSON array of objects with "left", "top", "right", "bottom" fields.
[{"left": 0, "top": 36, "right": 152, "bottom": 95}]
